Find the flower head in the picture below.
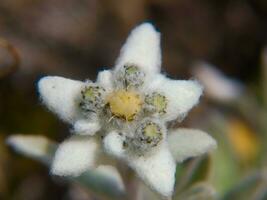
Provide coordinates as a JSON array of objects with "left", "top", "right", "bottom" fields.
[{"left": 38, "top": 23, "right": 217, "bottom": 197}]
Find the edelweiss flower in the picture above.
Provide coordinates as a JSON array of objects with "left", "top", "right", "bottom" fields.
[{"left": 38, "top": 23, "right": 217, "bottom": 197}]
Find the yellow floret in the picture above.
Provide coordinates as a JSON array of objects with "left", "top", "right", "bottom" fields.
[{"left": 107, "top": 90, "right": 142, "bottom": 121}]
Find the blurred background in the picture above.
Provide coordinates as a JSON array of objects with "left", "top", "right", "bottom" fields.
[{"left": 1, "top": 0, "right": 267, "bottom": 199}]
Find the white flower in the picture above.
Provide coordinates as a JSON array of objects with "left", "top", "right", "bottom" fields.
[{"left": 38, "top": 23, "right": 217, "bottom": 197}]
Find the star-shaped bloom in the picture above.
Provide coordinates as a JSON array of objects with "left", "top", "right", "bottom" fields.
[{"left": 38, "top": 23, "right": 217, "bottom": 197}]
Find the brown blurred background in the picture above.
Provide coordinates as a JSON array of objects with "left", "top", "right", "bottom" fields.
[{"left": 1, "top": 0, "right": 267, "bottom": 199}]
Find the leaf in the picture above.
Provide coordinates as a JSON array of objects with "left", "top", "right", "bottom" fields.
[
  {"left": 76, "top": 165, "right": 125, "bottom": 199},
  {"left": 175, "top": 182, "right": 217, "bottom": 200},
  {"left": 175, "top": 155, "right": 212, "bottom": 193},
  {"left": 222, "top": 171, "right": 265, "bottom": 200}
]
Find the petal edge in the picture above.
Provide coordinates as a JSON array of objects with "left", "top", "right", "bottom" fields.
[
  {"left": 38, "top": 76, "right": 84, "bottom": 124},
  {"left": 127, "top": 143, "right": 176, "bottom": 197},
  {"left": 168, "top": 128, "right": 217, "bottom": 163},
  {"left": 145, "top": 75, "right": 203, "bottom": 122},
  {"left": 51, "top": 135, "right": 98, "bottom": 176},
  {"left": 115, "top": 23, "right": 161, "bottom": 74}
]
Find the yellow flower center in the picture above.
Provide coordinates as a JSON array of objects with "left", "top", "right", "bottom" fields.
[{"left": 107, "top": 90, "right": 142, "bottom": 121}]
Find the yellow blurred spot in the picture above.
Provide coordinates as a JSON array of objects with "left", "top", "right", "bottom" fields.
[
  {"left": 107, "top": 90, "right": 142, "bottom": 121},
  {"left": 227, "top": 119, "right": 259, "bottom": 162}
]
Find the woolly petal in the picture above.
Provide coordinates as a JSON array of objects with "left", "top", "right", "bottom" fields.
[
  {"left": 127, "top": 143, "right": 176, "bottom": 197},
  {"left": 115, "top": 23, "right": 161, "bottom": 74},
  {"left": 7, "top": 135, "right": 56, "bottom": 164},
  {"left": 192, "top": 62, "right": 244, "bottom": 102},
  {"left": 168, "top": 128, "right": 217, "bottom": 163},
  {"left": 103, "top": 132, "right": 176, "bottom": 197},
  {"left": 73, "top": 119, "right": 101, "bottom": 135},
  {"left": 145, "top": 75, "right": 203, "bottom": 122},
  {"left": 38, "top": 76, "right": 84, "bottom": 124},
  {"left": 96, "top": 70, "right": 113, "bottom": 92},
  {"left": 103, "top": 131, "right": 125, "bottom": 159},
  {"left": 51, "top": 135, "right": 99, "bottom": 176},
  {"left": 8, "top": 135, "right": 125, "bottom": 198}
]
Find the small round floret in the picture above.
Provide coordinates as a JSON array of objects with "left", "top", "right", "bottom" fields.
[
  {"left": 126, "top": 120, "right": 163, "bottom": 153},
  {"left": 116, "top": 64, "right": 145, "bottom": 89},
  {"left": 79, "top": 85, "right": 106, "bottom": 116},
  {"left": 145, "top": 92, "right": 168, "bottom": 114}
]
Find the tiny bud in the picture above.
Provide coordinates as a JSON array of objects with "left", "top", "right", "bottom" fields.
[
  {"left": 80, "top": 85, "right": 106, "bottom": 116},
  {"left": 145, "top": 92, "right": 167, "bottom": 114},
  {"left": 127, "top": 120, "right": 163, "bottom": 153},
  {"left": 116, "top": 64, "right": 145, "bottom": 89}
]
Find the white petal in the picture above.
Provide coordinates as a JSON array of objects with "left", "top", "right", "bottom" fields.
[
  {"left": 127, "top": 143, "right": 176, "bottom": 197},
  {"left": 103, "top": 131, "right": 125, "bottom": 159},
  {"left": 146, "top": 74, "right": 203, "bottom": 122},
  {"left": 7, "top": 135, "right": 56, "bottom": 164},
  {"left": 103, "top": 132, "right": 176, "bottom": 197},
  {"left": 38, "top": 76, "right": 84, "bottom": 124},
  {"left": 73, "top": 119, "right": 100, "bottom": 135},
  {"left": 115, "top": 23, "right": 161, "bottom": 74},
  {"left": 168, "top": 128, "right": 217, "bottom": 163},
  {"left": 96, "top": 70, "right": 113, "bottom": 92},
  {"left": 51, "top": 135, "right": 99, "bottom": 176},
  {"left": 192, "top": 62, "right": 243, "bottom": 102}
]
